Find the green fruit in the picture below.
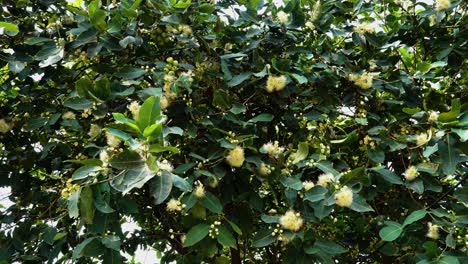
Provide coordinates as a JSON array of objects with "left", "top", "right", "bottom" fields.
[{"left": 166, "top": 57, "right": 174, "bottom": 63}]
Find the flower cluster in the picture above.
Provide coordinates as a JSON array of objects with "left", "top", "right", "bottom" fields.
[
  {"left": 99, "top": 150, "right": 110, "bottom": 167},
  {"left": 403, "top": 166, "right": 419, "bottom": 181},
  {"left": 334, "top": 186, "right": 353, "bottom": 207},
  {"left": 317, "top": 173, "right": 335, "bottom": 187},
  {"left": 259, "top": 162, "right": 273, "bottom": 176},
  {"left": 226, "top": 146, "right": 245, "bottom": 167},
  {"left": 127, "top": 101, "right": 141, "bottom": 120},
  {"left": 435, "top": 0, "right": 451, "bottom": 12},
  {"left": 280, "top": 210, "right": 303, "bottom": 231},
  {"left": 157, "top": 159, "right": 174, "bottom": 172},
  {"left": 61, "top": 179, "right": 80, "bottom": 199},
  {"left": 208, "top": 221, "right": 222, "bottom": 238},
  {"left": 354, "top": 22, "right": 375, "bottom": 34},
  {"left": 426, "top": 222, "right": 440, "bottom": 239},
  {"left": 106, "top": 131, "right": 121, "bottom": 148},
  {"left": 0, "top": 119, "right": 10, "bottom": 133},
  {"left": 166, "top": 198, "right": 184, "bottom": 212},
  {"left": 62, "top": 111, "right": 76, "bottom": 120},
  {"left": 88, "top": 124, "right": 101, "bottom": 139},
  {"left": 262, "top": 141, "right": 285, "bottom": 158},
  {"left": 266, "top": 75, "right": 287, "bottom": 93},
  {"left": 277, "top": 11, "right": 289, "bottom": 24},
  {"left": 193, "top": 181, "right": 205, "bottom": 198},
  {"left": 302, "top": 181, "right": 315, "bottom": 191},
  {"left": 348, "top": 72, "right": 373, "bottom": 89}
]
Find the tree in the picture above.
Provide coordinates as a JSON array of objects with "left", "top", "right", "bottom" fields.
[{"left": 0, "top": 0, "right": 467, "bottom": 263}]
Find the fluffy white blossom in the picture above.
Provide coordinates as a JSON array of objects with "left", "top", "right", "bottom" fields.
[
  {"left": 99, "top": 150, "right": 110, "bottom": 167},
  {"left": 334, "top": 186, "right": 353, "bottom": 207},
  {"left": 403, "top": 166, "right": 419, "bottom": 181},
  {"left": 194, "top": 182, "right": 205, "bottom": 198},
  {"left": 317, "top": 173, "right": 334, "bottom": 187},
  {"left": 106, "top": 131, "right": 121, "bottom": 148},
  {"left": 266, "top": 75, "right": 287, "bottom": 93},
  {"left": 428, "top": 111, "right": 439, "bottom": 123},
  {"left": 226, "top": 146, "right": 245, "bottom": 167},
  {"left": 435, "top": 0, "right": 451, "bottom": 12},
  {"left": 0, "top": 119, "right": 11, "bottom": 133},
  {"left": 416, "top": 132, "right": 429, "bottom": 146},
  {"left": 348, "top": 72, "right": 373, "bottom": 89},
  {"left": 280, "top": 210, "right": 303, "bottom": 231},
  {"left": 277, "top": 11, "right": 289, "bottom": 24},
  {"left": 259, "top": 162, "right": 271, "bottom": 176},
  {"left": 426, "top": 222, "right": 440, "bottom": 239},
  {"left": 302, "top": 181, "right": 315, "bottom": 191},
  {"left": 127, "top": 101, "right": 141, "bottom": 120},
  {"left": 166, "top": 198, "right": 183, "bottom": 212},
  {"left": 88, "top": 124, "right": 101, "bottom": 138},
  {"left": 354, "top": 23, "right": 375, "bottom": 34},
  {"left": 262, "top": 141, "right": 285, "bottom": 157},
  {"left": 62, "top": 111, "right": 76, "bottom": 120},
  {"left": 157, "top": 159, "right": 174, "bottom": 172}
]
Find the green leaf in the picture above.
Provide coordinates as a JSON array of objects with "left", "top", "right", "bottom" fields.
[
  {"left": 68, "top": 188, "right": 81, "bottom": 219},
  {"left": 340, "top": 167, "right": 369, "bottom": 186},
  {"left": 143, "top": 123, "right": 163, "bottom": 138},
  {"left": 137, "top": 96, "right": 160, "bottom": 131},
  {"left": 72, "top": 237, "right": 97, "bottom": 260},
  {"left": 172, "top": 174, "right": 191, "bottom": 191},
  {"left": 315, "top": 161, "right": 340, "bottom": 177},
  {"left": 402, "top": 209, "right": 427, "bottom": 227},
  {"left": 150, "top": 171, "right": 173, "bottom": 205},
  {"left": 76, "top": 78, "right": 92, "bottom": 98},
  {"left": 101, "top": 235, "right": 121, "bottom": 251},
  {"left": 72, "top": 166, "right": 101, "bottom": 180},
  {"left": 0, "top": 21, "right": 19, "bottom": 36},
  {"left": 217, "top": 226, "right": 236, "bottom": 248},
  {"left": 367, "top": 146, "right": 385, "bottom": 163},
  {"left": 64, "top": 97, "right": 94, "bottom": 110},
  {"left": 314, "top": 240, "right": 347, "bottom": 255},
  {"left": 304, "top": 186, "right": 328, "bottom": 202},
  {"left": 291, "top": 142, "right": 308, "bottom": 164},
  {"left": 226, "top": 219, "right": 242, "bottom": 235},
  {"left": 109, "top": 150, "right": 144, "bottom": 169},
  {"left": 280, "top": 176, "right": 303, "bottom": 190},
  {"left": 227, "top": 72, "right": 251, "bottom": 87},
  {"left": 248, "top": 113, "right": 274, "bottom": 123},
  {"left": 111, "top": 165, "right": 156, "bottom": 194},
  {"left": 291, "top": 73, "right": 308, "bottom": 84},
  {"left": 438, "top": 135, "right": 461, "bottom": 175},
  {"left": 416, "top": 62, "right": 432, "bottom": 74},
  {"left": 183, "top": 224, "right": 210, "bottom": 247},
  {"left": 379, "top": 221, "right": 403, "bottom": 241},
  {"left": 439, "top": 99, "right": 460, "bottom": 123},
  {"left": 452, "top": 128, "right": 468, "bottom": 142},
  {"left": 112, "top": 113, "right": 140, "bottom": 132},
  {"left": 148, "top": 144, "right": 180, "bottom": 154},
  {"left": 348, "top": 195, "right": 374, "bottom": 212},
  {"left": 90, "top": 78, "right": 111, "bottom": 100},
  {"left": 253, "top": 229, "right": 276, "bottom": 247},
  {"left": 79, "top": 186, "right": 95, "bottom": 225},
  {"left": 8, "top": 61, "right": 25, "bottom": 73},
  {"left": 371, "top": 167, "right": 403, "bottom": 185},
  {"left": 88, "top": 0, "right": 107, "bottom": 31},
  {"left": 116, "top": 67, "right": 146, "bottom": 79},
  {"left": 201, "top": 192, "right": 223, "bottom": 214},
  {"left": 260, "top": 214, "right": 280, "bottom": 223},
  {"left": 453, "top": 187, "right": 468, "bottom": 204},
  {"left": 437, "top": 255, "right": 460, "bottom": 264}
]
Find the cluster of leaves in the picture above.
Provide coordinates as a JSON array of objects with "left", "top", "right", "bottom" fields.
[{"left": 0, "top": 0, "right": 467, "bottom": 263}]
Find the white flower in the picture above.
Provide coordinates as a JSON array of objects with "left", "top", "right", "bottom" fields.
[
  {"left": 426, "top": 222, "right": 440, "bottom": 239},
  {"left": 127, "top": 101, "right": 141, "bottom": 120},
  {"left": 262, "top": 141, "right": 285, "bottom": 157},
  {"left": 354, "top": 23, "right": 375, "bottom": 34},
  {"left": 317, "top": 173, "right": 334, "bottom": 187},
  {"left": 266, "top": 75, "right": 287, "bottom": 92},
  {"left": 305, "top": 21, "right": 315, "bottom": 30},
  {"left": 277, "top": 11, "right": 289, "bottom": 24},
  {"left": 403, "top": 166, "right": 419, "bottom": 181},
  {"left": 302, "top": 181, "right": 315, "bottom": 191},
  {"left": 334, "top": 186, "right": 353, "bottom": 207},
  {"left": 106, "top": 131, "right": 121, "bottom": 148},
  {"left": 428, "top": 111, "right": 439, "bottom": 123},
  {"left": 348, "top": 72, "right": 373, "bottom": 89},
  {"left": 62, "top": 111, "right": 76, "bottom": 120},
  {"left": 226, "top": 146, "right": 245, "bottom": 167},
  {"left": 194, "top": 182, "right": 205, "bottom": 198},
  {"left": 160, "top": 95, "right": 169, "bottom": 110},
  {"left": 99, "top": 150, "right": 110, "bottom": 167},
  {"left": 0, "top": 119, "right": 11, "bottom": 133},
  {"left": 416, "top": 132, "right": 429, "bottom": 146},
  {"left": 280, "top": 210, "right": 303, "bottom": 231},
  {"left": 157, "top": 159, "right": 174, "bottom": 172},
  {"left": 88, "top": 124, "right": 101, "bottom": 139},
  {"left": 166, "top": 198, "right": 183, "bottom": 212},
  {"left": 259, "top": 162, "right": 271, "bottom": 176},
  {"left": 435, "top": 0, "right": 450, "bottom": 12}
]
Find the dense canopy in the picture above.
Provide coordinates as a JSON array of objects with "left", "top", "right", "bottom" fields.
[{"left": 0, "top": 0, "right": 467, "bottom": 263}]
